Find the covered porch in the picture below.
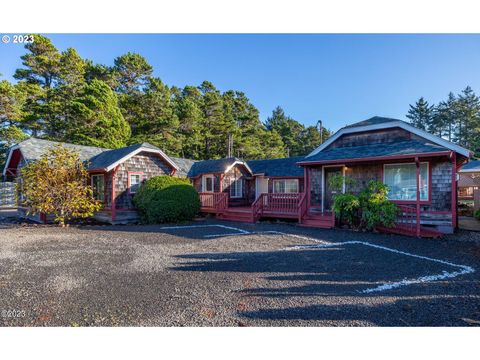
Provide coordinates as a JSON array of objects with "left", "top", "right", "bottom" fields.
[{"left": 300, "top": 150, "right": 466, "bottom": 237}]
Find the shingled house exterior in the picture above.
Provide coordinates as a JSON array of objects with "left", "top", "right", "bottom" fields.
[
  {"left": 298, "top": 117, "right": 471, "bottom": 235},
  {"left": 2, "top": 116, "right": 472, "bottom": 236},
  {"left": 2, "top": 138, "right": 181, "bottom": 223}
]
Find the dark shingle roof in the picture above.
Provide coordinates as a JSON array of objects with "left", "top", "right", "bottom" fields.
[
  {"left": 247, "top": 156, "right": 305, "bottom": 177},
  {"left": 169, "top": 157, "right": 197, "bottom": 177},
  {"left": 299, "top": 140, "right": 448, "bottom": 164},
  {"left": 343, "top": 116, "right": 403, "bottom": 129},
  {"left": 87, "top": 142, "right": 164, "bottom": 170},
  {"left": 16, "top": 138, "right": 106, "bottom": 162},
  {"left": 187, "top": 157, "right": 247, "bottom": 177},
  {"left": 460, "top": 160, "right": 480, "bottom": 172}
]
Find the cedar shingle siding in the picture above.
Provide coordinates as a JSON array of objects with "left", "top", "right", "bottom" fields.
[{"left": 113, "top": 152, "right": 172, "bottom": 209}]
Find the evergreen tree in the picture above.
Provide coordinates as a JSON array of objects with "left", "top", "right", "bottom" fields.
[
  {"left": 265, "top": 106, "right": 305, "bottom": 156},
  {"left": 455, "top": 86, "right": 480, "bottom": 150},
  {"left": 68, "top": 79, "right": 131, "bottom": 148},
  {"left": 406, "top": 97, "right": 435, "bottom": 132},
  {"left": 433, "top": 92, "right": 457, "bottom": 142}
]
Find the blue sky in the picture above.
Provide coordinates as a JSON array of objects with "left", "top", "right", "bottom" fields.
[{"left": 1, "top": 34, "right": 480, "bottom": 131}]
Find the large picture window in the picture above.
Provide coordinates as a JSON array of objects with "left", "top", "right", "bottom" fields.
[
  {"left": 383, "top": 162, "right": 429, "bottom": 201},
  {"left": 273, "top": 179, "right": 299, "bottom": 193},
  {"left": 91, "top": 174, "right": 105, "bottom": 201}
]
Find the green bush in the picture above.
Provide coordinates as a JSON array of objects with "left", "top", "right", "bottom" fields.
[
  {"left": 332, "top": 193, "right": 360, "bottom": 226},
  {"left": 133, "top": 176, "right": 200, "bottom": 223},
  {"left": 359, "top": 180, "right": 398, "bottom": 230},
  {"left": 474, "top": 209, "right": 480, "bottom": 220}
]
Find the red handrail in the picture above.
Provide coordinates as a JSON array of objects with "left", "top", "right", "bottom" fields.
[
  {"left": 298, "top": 192, "right": 307, "bottom": 223},
  {"left": 396, "top": 204, "right": 417, "bottom": 232},
  {"left": 215, "top": 192, "right": 228, "bottom": 213},
  {"left": 261, "top": 193, "right": 301, "bottom": 214},
  {"left": 251, "top": 194, "right": 263, "bottom": 222},
  {"left": 199, "top": 192, "right": 226, "bottom": 210}
]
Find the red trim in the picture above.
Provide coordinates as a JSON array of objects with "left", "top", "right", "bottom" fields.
[
  {"left": 298, "top": 151, "right": 451, "bottom": 166},
  {"left": 111, "top": 166, "right": 119, "bottom": 222},
  {"left": 266, "top": 176, "right": 304, "bottom": 179},
  {"left": 415, "top": 158, "right": 421, "bottom": 237},
  {"left": 171, "top": 169, "right": 177, "bottom": 176},
  {"left": 451, "top": 151, "right": 457, "bottom": 228},
  {"left": 127, "top": 171, "right": 144, "bottom": 195}
]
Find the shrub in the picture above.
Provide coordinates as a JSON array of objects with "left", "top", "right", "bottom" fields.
[
  {"left": 133, "top": 176, "right": 200, "bottom": 223},
  {"left": 474, "top": 209, "right": 480, "bottom": 220},
  {"left": 332, "top": 193, "right": 360, "bottom": 226},
  {"left": 359, "top": 180, "right": 398, "bottom": 230},
  {"left": 20, "top": 145, "right": 102, "bottom": 225}
]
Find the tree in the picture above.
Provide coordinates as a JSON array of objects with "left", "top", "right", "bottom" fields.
[
  {"left": 300, "top": 125, "right": 331, "bottom": 154},
  {"left": 0, "top": 80, "right": 26, "bottom": 128},
  {"left": 265, "top": 106, "right": 306, "bottom": 156},
  {"left": 68, "top": 79, "right": 131, "bottom": 148},
  {"left": 406, "top": 97, "right": 435, "bottom": 132},
  {"left": 433, "top": 92, "right": 457, "bottom": 142},
  {"left": 455, "top": 86, "right": 480, "bottom": 150},
  {"left": 20, "top": 145, "right": 102, "bottom": 225},
  {"left": 113, "top": 52, "right": 153, "bottom": 94}
]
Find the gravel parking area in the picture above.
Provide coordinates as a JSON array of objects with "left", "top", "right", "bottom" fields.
[{"left": 0, "top": 219, "right": 479, "bottom": 326}]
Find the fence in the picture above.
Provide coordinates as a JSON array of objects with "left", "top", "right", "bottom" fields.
[{"left": 0, "top": 182, "right": 16, "bottom": 207}]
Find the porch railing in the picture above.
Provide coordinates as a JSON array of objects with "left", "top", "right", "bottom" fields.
[
  {"left": 395, "top": 204, "right": 418, "bottom": 233},
  {"left": 259, "top": 193, "right": 302, "bottom": 215},
  {"left": 199, "top": 192, "right": 227, "bottom": 210},
  {"left": 298, "top": 192, "right": 307, "bottom": 223}
]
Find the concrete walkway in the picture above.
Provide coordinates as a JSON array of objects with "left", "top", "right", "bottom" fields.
[{"left": 459, "top": 216, "right": 480, "bottom": 232}]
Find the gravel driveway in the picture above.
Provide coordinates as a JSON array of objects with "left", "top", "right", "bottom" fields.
[{"left": 0, "top": 219, "right": 479, "bottom": 326}]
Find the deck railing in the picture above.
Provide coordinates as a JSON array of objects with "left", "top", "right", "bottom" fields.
[
  {"left": 396, "top": 204, "right": 418, "bottom": 233},
  {"left": 199, "top": 192, "right": 227, "bottom": 210},
  {"left": 260, "top": 193, "right": 301, "bottom": 215},
  {"left": 298, "top": 192, "right": 307, "bottom": 223}
]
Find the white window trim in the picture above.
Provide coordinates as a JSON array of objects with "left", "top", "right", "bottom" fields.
[
  {"left": 202, "top": 175, "right": 215, "bottom": 192},
  {"left": 272, "top": 179, "right": 299, "bottom": 194},
  {"left": 129, "top": 174, "right": 142, "bottom": 194},
  {"left": 91, "top": 174, "right": 105, "bottom": 200},
  {"left": 230, "top": 177, "right": 243, "bottom": 198},
  {"left": 383, "top": 162, "right": 430, "bottom": 201}
]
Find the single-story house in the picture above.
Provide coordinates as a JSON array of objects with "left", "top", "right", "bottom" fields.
[
  {"left": 2, "top": 116, "right": 473, "bottom": 236},
  {"left": 3, "top": 138, "right": 181, "bottom": 223},
  {"left": 298, "top": 116, "right": 471, "bottom": 235},
  {"left": 458, "top": 160, "right": 480, "bottom": 200}
]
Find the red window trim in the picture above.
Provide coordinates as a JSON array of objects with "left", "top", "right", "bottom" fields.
[
  {"left": 127, "top": 171, "right": 144, "bottom": 195},
  {"left": 382, "top": 161, "right": 433, "bottom": 205}
]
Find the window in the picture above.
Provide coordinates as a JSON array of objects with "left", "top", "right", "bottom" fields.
[
  {"left": 383, "top": 163, "right": 429, "bottom": 201},
  {"left": 128, "top": 173, "right": 142, "bottom": 194},
  {"left": 273, "top": 179, "right": 299, "bottom": 193},
  {"left": 230, "top": 176, "right": 243, "bottom": 198},
  {"left": 91, "top": 174, "right": 105, "bottom": 201},
  {"left": 203, "top": 175, "right": 214, "bottom": 192}
]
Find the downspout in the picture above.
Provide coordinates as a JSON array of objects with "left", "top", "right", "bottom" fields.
[{"left": 415, "top": 157, "right": 421, "bottom": 237}]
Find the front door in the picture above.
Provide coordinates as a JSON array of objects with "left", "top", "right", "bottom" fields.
[
  {"left": 323, "top": 166, "right": 343, "bottom": 211},
  {"left": 255, "top": 177, "right": 269, "bottom": 199}
]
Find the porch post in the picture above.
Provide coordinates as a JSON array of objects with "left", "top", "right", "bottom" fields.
[
  {"left": 415, "top": 157, "right": 421, "bottom": 237},
  {"left": 219, "top": 174, "right": 223, "bottom": 192},
  {"left": 451, "top": 151, "right": 457, "bottom": 229},
  {"left": 304, "top": 167, "right": 309, "bottom": 209},
  {"left": 111, "top": 166, "right": 119, "bottom": 223}
]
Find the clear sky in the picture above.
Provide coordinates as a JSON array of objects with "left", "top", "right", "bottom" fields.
[{"left": 1, "top": 34, "right": 480, "bottom": 131}]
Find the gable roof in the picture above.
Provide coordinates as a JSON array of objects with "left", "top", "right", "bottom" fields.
[
  {"left": 459, "top": 160, "right": 480, "bottom": 173},
  {"left": 187, "top": 157, "right": 252, "bottom": 178},
  {"left": 3, "top": 138, "right": 179, "bottom": 175},
  {"left": 298, "top": 140, "right": 449, "bottom": 164},
  {"left": 11, "top": 138, "right": 106, "bottom": 163},
  {"left": 306, "top": 116, "right": 471, "bottom": 159},
  {"left": 247, "top": 156, "right": 305, "bottom": 177},
  {"left": 87, "top": 142, "right": 178, "bottom": 172}
]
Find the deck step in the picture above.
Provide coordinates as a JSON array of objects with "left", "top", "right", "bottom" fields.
[{"left": 377, "top": 224, "right": 443, "bottom": 238}]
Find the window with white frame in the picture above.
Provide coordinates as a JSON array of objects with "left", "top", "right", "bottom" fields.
[
  {"left": 273, "top": 179, "right": 299, "bottom": 193},
  {"left": 230, "top": 174, "right": 243, "bottom": 198},
  {"left": 383, "top": 162, "right": 429, "bottom": 201},
  {"left": 129, "top": 174, "right": 142, "bottom": 194},
  {"left": 91, "top": 174, "right": 105, "bottom": 201},
  {"left": 203, "top": 175, "right": 214, "bottom": 192}
]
